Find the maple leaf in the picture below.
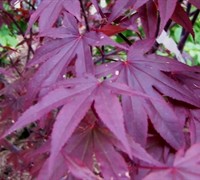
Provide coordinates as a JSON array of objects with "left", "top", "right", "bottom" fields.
[
  {"left": 61, "top": 117, "right": 160, "bottom": 179},
  {"left": 190, "top": 110, "right": 200, "bottom": 144},
  {"left": 27, "top": 0, "right": 81, "bottom": 32},
  {"left": 37, "top": 153, "right": 69, "bottom": 180},
  {"left": 189, "top": 0, "right": 200, "bottom": 9},
  {"left": 3, "top": 74, "right": 155, "bottom": 177},
  {"left": 65, "top": 123, "right": 130, "bottom": 179},
  {"left": 138, "top": 0, "right": 158, "bottom": 38},
  {"left": 37, "top": 149, "right": 100, "bottom": 180},
  {"left": 157, "top": 0, "right": 177, "bottom": 33},
  {"left": 108, "top": 0, "right": 196, "bottom": 36},
  {"left": 170, "top": 71, "right": 200, "bottom": 144},
  {"left": 171, "top": 3, "right": 194, "bottom": 36},
  {"left": 144, "top": 143, "right": 200, "bottom": 180},
  {"left": 9, "top": 99, "right": 160, "bottom": 179},
  {"left": 26, "top": 12, "right": 126, "bottom": 99},
  {"left": 120, "top": 13, "right": 139, "bottom": 32},
  {"left": 64, "top": 155, "right": 102, "bottom": 180},
  {"left": 25, "top": 0, "right": 200, "bottom": 36},
  {"left": 96, "top": 40, "right": 200, "bottom": 149},
  {"left": 2, "top": 1, "right": 200, "bottom": 179},
  {"left": 36, "top": 119, "right": 128, "bottom": 179},
  {"left": 173, "top": 71, "right": 200, "bottom": 100},
  {"left": 98, "top": 24, "right": 126, "bottom": 36},
  {"left": 108, "top": 0, "right": 149, "bottom": 23}
]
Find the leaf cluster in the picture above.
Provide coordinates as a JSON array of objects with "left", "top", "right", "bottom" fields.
[{"left": 0, "top": 0, "right": 200, "bottom": 179}]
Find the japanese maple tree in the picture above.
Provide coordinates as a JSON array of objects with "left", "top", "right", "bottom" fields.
[{"left": 1, "top": 0, "right": 200, "bottom": 179}]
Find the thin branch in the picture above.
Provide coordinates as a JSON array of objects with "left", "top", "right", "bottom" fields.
[
  {"left": 8, "top": 56, "right": 23, "bottom": 77},
  {"left": 27, "top": 28, "right": 33, "bottom": 61},
  {"left": 24, "top": 0, "right": 36, "bottom": 10},
  {"left": 180, "top": 2, "right": 191, "bottom": 39},
  {"left": 79, "top": 0, "right": 90, "bottom": 31},
  {"left": 178, "top": 9, "right": 200, "bottom": 52},
  {"left": 3, "top": 10, "right": 34, "bottom": 55},
  {"left": 94, "top": 49, "right": 121, "bottom": 64},
  {"left": 118, "top": 33, "right": 132, "bottom": 46}
]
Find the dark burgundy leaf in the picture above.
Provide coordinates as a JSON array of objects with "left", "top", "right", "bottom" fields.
[
  {"left": 2, "top": 1, "right": 200, "bottom": 179},
  {"left": 27, "top": 0, "right": 81, "bottom": 32},
  {"left": 95, "top": 40, "right": 200, "bottom": 149},
  {"left": 27, "top": 12, "right": 126, "bottom": 99},
  {"left": 49, "top": 92, "right": 94, "bottom": 172},
  {"left": 94, "top": 86, "right": 132, "bottom": 156},
  {"left": 108, "top": 0, "right": 149, "bottom": 22},
  {"left": 138, "top": 0, "right": 158, "bottom": 38},
  {"left": 172, "top": 3, "right": 194, "bottom": 36},
  {"left": 158, "top": 0, "right": 177, "bottom": 33},
  {"left": 144, "top": 144, "right": 200, "bottom": 180},
  {"left": 64, "top": 155, "right": 101, "bottom": 180},
  {"left": 65, "top": 121, "right": 129, "bottom": 179},
  {"left": 98, "top": 24, "right": 126, "bottom": 36},
  {"left": 189, "top": 0, "right": 200, "bottom": 9},
  {"left": 37, "top": 152, "right": 68, "bottom": 180}
]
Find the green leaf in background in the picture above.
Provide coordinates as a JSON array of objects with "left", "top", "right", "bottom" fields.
[
  {"left": 184, "top": 16, "right": 200, "bottom": 65},
  {"left": 170, "top": 25, "right": 182, "bottom": 43},
  {"left": 0, "top": 24, "right": 18, "bottom": 49}
]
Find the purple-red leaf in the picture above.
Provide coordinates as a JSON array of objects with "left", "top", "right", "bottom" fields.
[
  {"left": 27, "top": 12, "right": 126, "bottom": 98},
  {"left": 172, "top": 3, "right": 194, "bottom": 36},
  {"left": 108, "top": 0, "right": 132, "bottom": 22},
  {"left": 3, "top": 1, "right": 200, "bottom": 179},
  {"left": 37, "top": 153, "right": 68, "bottom": 180},
  {"left": 95, "top": 40, "right": 200, "bottom": 149},
  {"left": 144, "top": 144, "right": 200, "bottom": 180},
  {"left": 3, "top": 82, "right": 96, "bottom": 137},
  {"left": 189, "top": 0, "right": 200, "bottom": 9},
  {"left": 27, "top": 0, "right": 80, "bottom": 32},
  {"left": 65, "top": 120, "right": 130, "bottom": 179},
  {"left": 49, "top": 92, "right": 94, "bottom": 174},
  {"left": 94, "top": 86, "right": 132, "bottom": 157},
  {"left": 138, "top": 0, "right": 158, "bottom": 38},
  {"left": 158, "top": 0, "right": 177, "bottom": 33},
  {"left": 64, "top": 155, "right": 101, "bottom": 180},
  {"left": 93, "top": 131, "right": 130, "bottom": 179},
  {"left": 108, "top": 0, "right": 149, "bottom": 22}
]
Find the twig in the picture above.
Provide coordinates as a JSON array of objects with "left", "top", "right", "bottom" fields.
[
  {"left": 178, "top": 9, "right": 200, "bottom": 52},
  {"left": 79, "top": 0, "right": 90, "bottom": 31},
  {"left": 118, "top": 33, "right": 132, "bottom": 46},
  {"left": 8, "top": 56, "right": 23, "bottom": 78},
  {"left": 24, "top": 0, "right": 36, "bottom": 10},
  {"left": 180, "top": 2, "right": 191, "bottom": 39},
  {"left": 94, "top": 49, "right": 121, "bottom": 64},
  {"left": 3, "top": 10, "right": 34, "bottom": 55}
]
